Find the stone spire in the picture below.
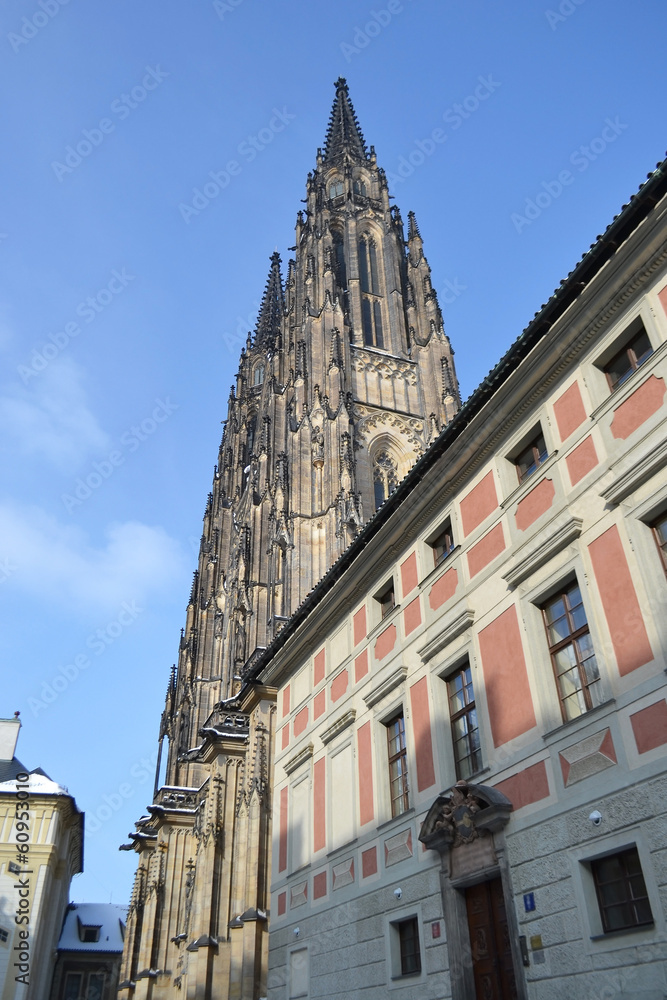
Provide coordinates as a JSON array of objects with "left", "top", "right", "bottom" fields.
[
  {"left": 253, "top": 251, "right": 284, "bottom": 352},
  {"left": 322, "top": 76, "right": 368, "bottom": 164}
]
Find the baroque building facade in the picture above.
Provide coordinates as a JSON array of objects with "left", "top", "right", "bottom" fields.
[
  {"left": 257, "top": 158, "right": 667, "bottom": 1000},
  {"left": 118, "top": 80, "right": 459, "bottom": 998}
]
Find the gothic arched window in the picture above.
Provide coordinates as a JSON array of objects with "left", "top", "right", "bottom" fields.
[
  {"left": 332, "top": 230, "right": 347, "bottom": 291},
  {"left": 353, "top": 179, "right": 367, "bottom": 197},
  {"left": 358, "top": 236, "right": 380, "bottom": 294},
  {"left": 253, "top": 364, "right": 264, "bottom": 386},
  {"left": 242, "top": 413, "right": 257, "bottom": 489},
  {"left": 373, "top": 450, "right": 399, "bottom": 511},
  {"left": 329, "top": 179, "right": 344, "bottom": 199},
  {"left": 362, "top": 297, "right": 384, "bottom": 349}
]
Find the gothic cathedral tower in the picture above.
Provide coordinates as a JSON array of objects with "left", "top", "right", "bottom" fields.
[{"left": 118, "top": 79, "right": 459, "bottom": 999}]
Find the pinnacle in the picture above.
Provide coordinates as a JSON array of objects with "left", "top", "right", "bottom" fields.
[
  {"left": 254, "top": 253, "right": 284, "bottom": 352},
  {"left": 322, "top": 78, "right": 368, "bottom": 164},
  {"left": 407, "top": 211, "right": 422, "bottom": 242}
]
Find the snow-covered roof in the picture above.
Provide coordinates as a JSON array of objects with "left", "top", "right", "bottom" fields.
[
  {"left": 0, "top": 762, "right": 69, "bottom": 797},
  {"left": 58, "top": 903, "right": 127, "bottom": 953}
]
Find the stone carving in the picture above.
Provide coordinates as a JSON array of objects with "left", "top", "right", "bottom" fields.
[{"left": 432, "top": 781, "right": 481, "bottom": 845}]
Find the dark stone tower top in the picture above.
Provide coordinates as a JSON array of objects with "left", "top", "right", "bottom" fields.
[
  {"left": 322, "top": 77, "right": 368, "bottom": 164},
  {"left": 152, "top": 78, "right": 460, "bottom": 790}
]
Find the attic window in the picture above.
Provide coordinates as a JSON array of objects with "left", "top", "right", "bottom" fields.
[{"left": 78, "top": 918, "right": 101, "bottom": 943}]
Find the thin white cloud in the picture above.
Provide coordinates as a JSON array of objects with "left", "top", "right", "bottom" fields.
[
  {"left": 0, "top": 504, "right": 186, "bottom": 613},
  {"left": 0, "top": 358, "right": 109, "bottom": 471}
]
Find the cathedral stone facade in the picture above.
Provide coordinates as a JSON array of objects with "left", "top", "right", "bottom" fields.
[{"left": 118, "top": 80, "right": 459, "bottom": 999}]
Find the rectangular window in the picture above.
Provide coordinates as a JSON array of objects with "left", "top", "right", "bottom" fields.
[
  {"left": 0, "top": 927, "right": 8, "bottom": 944},
  {"left": 86, "top": 973, "right": 105, "bottom": 1000},
  {"left": 603, "top": 324, "right": 653, "bottom": 391},
  {"left": 447, "top": 663, "right": 482, "bottom": 779},
  {"left": 64, "top": 974, "right": 83, "bottom": 1000},
  {"left": 651, "top": 513, "right": 667, "bottom": 576},
  {"left": 376, "top": 582, "right": 395, "bottom": 620},
  {"left": 541, "top": 581, "right": 602, "bottom": 721},
  {"left": 431, "top": 520, "right": 455, "bottom": 567},
  {"left": 591, "top": 847, "right": 653, "bottom": 933},
  {"left": 397, "top": 917, "right": 422, "bottom": 976},
  {"left": 386, "top": 713, "right": 409, "bottom": 817},
  {"left": 514, "top": 429, "right": 548, "bottom": 483}
]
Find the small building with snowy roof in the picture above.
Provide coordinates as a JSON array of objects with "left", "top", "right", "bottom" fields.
[{"left": 49, "top": 903, "right": 127, "bottom": 1000}]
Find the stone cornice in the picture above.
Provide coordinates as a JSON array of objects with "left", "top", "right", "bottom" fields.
[
  {"left": 321, "top": 710, "right": 356, "bottom": 745},
  {"left": 502, "top": 512, "right": 583, "bottom": 589},
  {"left": 363, "top": 665, "right": 408, "bottom": 708},
  {"left": 417, "top": 607, "right": 475, "bottom": 663}
]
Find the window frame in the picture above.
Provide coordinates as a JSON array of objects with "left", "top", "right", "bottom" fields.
[
  {"left": 385, "top": 711, "right": 410, "bottom": 818},
  {"left": 540, "top": 579, "right": 601, "bottom": 723},
  {"left": 429, "top": 519, "right": 455, "bottom": 567},
  {"left": 591, "top": 846, "right": 654, "bottom": 934},
  {"left": 650, "top": 512, "right": 667, "bottom": 577},
  {"left": 602, "top": 322, "right": 653, "bottom": 392},
  {"left": 513, "top": 427, "right": 548, "bottom": 484},
  {"left": 446, "top": 661, "right": 482, "bottom": 780}
]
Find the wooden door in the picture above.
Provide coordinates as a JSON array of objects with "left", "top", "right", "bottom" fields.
[{"left": 465, "top": 878, "right": 518, "bottom": 1000}]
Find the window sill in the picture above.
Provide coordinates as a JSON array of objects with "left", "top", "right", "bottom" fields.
[
  {"left": 589, "top": 339, "right": 667, "bottom": 423},
  {"left": 500, "top": 451, "right": 559, "bottom": 510},
  {"left": 326, "top": 838, "right": 358, "bottom": 861},
  {"left": 418, "top": 547, "right": 461, "bottom": 591},
  {"left": 590, "top": 922, "right": 654, "bottom": 942},
  {"left": 541, "top": 698, "right": 616, "bottom": 744},
  {"left": 377, "top": 807, "right": 414, "bottom": 834}
]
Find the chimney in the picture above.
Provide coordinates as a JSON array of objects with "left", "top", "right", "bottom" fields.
[{"left": 0, "top": 716, "right": 21, "bottom": 761}]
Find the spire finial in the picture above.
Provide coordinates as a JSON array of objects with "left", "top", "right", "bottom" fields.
[
  {"left": 407, "top": 211, "right": 422, "bottom": 242},
  {"left": 322, "top": 78, "right": 368, "bottom": 164}
]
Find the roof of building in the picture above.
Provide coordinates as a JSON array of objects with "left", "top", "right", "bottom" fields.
[
  {"left": 244, "top": 151, "right": 667, "bottom": 690},
  {"left": 57, "top": 903, "right": 127, "bottom": 953},
  {"left": 0, "top": 757, "right": 68, "bottom": 796}
]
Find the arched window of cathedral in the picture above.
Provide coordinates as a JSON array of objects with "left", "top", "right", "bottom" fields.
[
  {"left": 353, "top": 178, "right": 367, "bottom": 197},
  {"left": 362, "top": 297, "right": 384, "bottom": 349},
  {"left": 332, "top": 230, "right": 347, "bottom": 291},
  {"left": 242, "top": 413, "right": 257, "bottom": 489},
  {"left": 329, "top": 178, "right": 344, "bottom": 199},
  {"left": 358, "top": 236, "right": 380, "bottom": 294},
  {"left": 253, "top": 364, "right": 264, "bottom": 386},
  {"left": 373, "top": 450, "right": 399, "bottom": 511}
]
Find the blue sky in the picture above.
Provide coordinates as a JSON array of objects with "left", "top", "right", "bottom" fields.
[{"left": 1, "top": 0, "right": 665, "bottom": 904}]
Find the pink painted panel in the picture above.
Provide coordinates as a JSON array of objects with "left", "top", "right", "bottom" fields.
[
  {"left": 313, "top": 758, "right": 326, "bottom": 852},
  {"left": 361, "top": 846, "right": 378, "bottom": 878},
  {"left": 467, "top": 523, "right": 505, "bottom": 577},
  {"left": 375, "top": 624, "right": 397, "bottom": 660},
  {"left": 282, "top": 685, "right": 290, "bottom": 719},
  {"left": 630, "top": 700, "right": 667, "bottom": 754},
  {"left": 409, "top": 677, "right": 436, "bottom": 792},
  {"left": 460, "top": 471, "right": 498, "bottom": 537},
  {"left": 515, "top": 478, "right": 555, "bottom": 532},
  {"left": 313, "top": 689, "right": 326, "bottom": 720},
  {"left": 331, "top": 669, "right": 349, "bottom": 703},
  {"left": 314, "top": 649, "right": 326, "bottom": 685},
  {"left": 610, "top": 375, "right": 666, "bottom": 440},
  {"left": 553, "top": 381, "right": 587, "bottom": 441},
  {"left": 358, "top": 722, "right": 374, "bottom": 825},
  {"left": 277, "top": 891, "right": 286, "bottom": 915},
  {"left": 429, "top": 567, "right": 458, "bottom": 610},
  {"left": 313, "top": 871, "right": 327, "bottom": 899},
  {"left": 354, "top": 649, "right": 369, "bottom": 683},
  {"left": 658, "top": 284, "right": 667, "bottom": 317},
  {"left": 281, "top": 725, "right": 289, "bottom": 750},
  {"left": 478, "top": 606, "right": 537, "bottom": 746},
  {"left": 566, "top": 435, "right": 599, "bottom": 486},
  {"left": 403, "top": 596, "right": 422, "bottom": 636},
  {"left": 588, "top": 525, "right": 653, "bottom": 675},
  {"left": 353, "top": 606, "right": 367, "bottom": 646},
  {"left": 494, "top": 761, "right": 549, "bottom": 811},
  {"left": 400, "top": 552, "right": 419, "bottom": 597},
  {"left": 294, "top": 705, "right": 308, "bottom": 737}
]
